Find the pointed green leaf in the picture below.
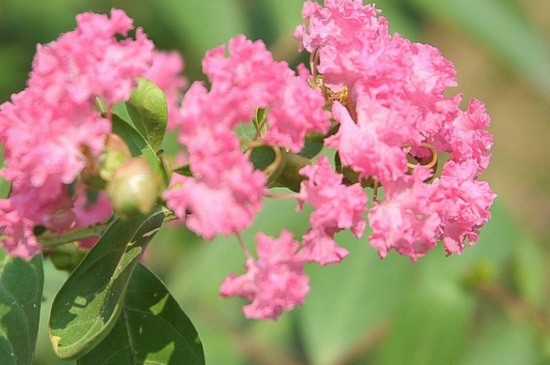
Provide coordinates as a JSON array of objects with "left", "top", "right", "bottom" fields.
[
  {"left": 49, "top": 207, "right": 166, "bottom": 359},
  {"left": 126, "top": 78, "right": 168, "bottom": 152},
  {"left": 172, "top": 164, "right": 192, "bottom": 177},
  {"left": 111, "top": 114, "right": 170, "bottom": 187},
  {"left": 0, "top": 250, "right": 44, "bottom": 365},
  {"left": 77, "top": 263, "right": 205, "bottom": 365}
]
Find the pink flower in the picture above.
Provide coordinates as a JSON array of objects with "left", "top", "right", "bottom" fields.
[
  {"left": 0, "top": 9, "right": 154, "bottom": 258},
  {"left": 297, "top": 156, "right": 367, "bottom": 265},
  {"left": 326, "top": 100, "right": 410, "bottom": 185},
  {"left": 220, "top": 231, "right": 309, "bottom": 320},
  {"left": 368, "top": 167, "right": 442, "bottom": 261},
  {"left": 144, "top": 50, "right": 188, "bottom": 130},
  {"left": 165, "top": 162, "right": 266, "bottom": 239},
  {"left": 441, "top": 99, "right": 493, "bottom": 173},
  {"left": 29, "top": 9, "right": 153, "bottom": 105},
  {"left": 0, "top": 199, "right": 42, "bottom": 260},
  {"left": 435, "top": 160, "right": 496, "bottom": 255},
  {"left": 200, "top": 34, "right": 329, "bottom": 152}
]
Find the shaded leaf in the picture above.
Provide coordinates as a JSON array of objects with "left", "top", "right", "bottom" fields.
[
  {"left": 77, "top": 263, "right": 205, "bottom": 365},
  {"left": 49, "top": 207, "right": 166, "bottom": 359},
  {"left": 0, "top": 250, "right": 44, "bottom": 365},
  {"left": 298, "top": 139, "right": 324, "bottom": 159},
  {"left": 172, "top": 164, "right": 192, "bottom": 177},
  {"left": 249, "top": 145, "right": 276, "bottom": 171},
  {"left": 126, "top": 78, "right": 168, "bottom": 152}
]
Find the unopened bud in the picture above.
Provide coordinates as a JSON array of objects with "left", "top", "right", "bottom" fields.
[
  {"left": 98, "top": 134, "right": 132, "bottom": 182},
  {"left": 106, "top": 157, "right": 161, "bottom": 220}
]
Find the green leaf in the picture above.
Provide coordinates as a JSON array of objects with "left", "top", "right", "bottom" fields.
[
  {"left": 298, "top": 138, "right": 324, "bottom": 159},
  {"left": 172, "top": 164, "right": 192, "bottom": 177},
  {"left": 252, "top": 108, "right": 267, "bottom": 131},
  {"left": 126, "top": 78, "right": 168, "bottom": 152},
  {"left": 77, "top": 263, "right": 205, "bottom": 365},
  {"left": 111, "top": 114, "right": 170, "bottom": 187},
  {"left": 49, "top": 207, "right": 166, "bottom": 359},
  {"left": 0, "top": 250, "right": 44, "bottom": 365},
  {"left": 249, "top": 145, "right": 276, "bottom": 171}
]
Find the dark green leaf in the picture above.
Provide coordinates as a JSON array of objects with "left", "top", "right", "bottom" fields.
[
  {"left": 298, "top": 139, "right": 324, "bottom": 159},
  {"left": 0, "top": 250, "right": 44, "bottom": 365},
  {"left": 77, "top": 263, "right": 205, "bottom": 365},
  {"left": 126, "top": 78, "right": 168, "bottom": 152},
  {"left": 172, "top": 164, "right": 192, "bottom": 177},
  {"left": 249, "top": 145, "right": 276, "bottom": 171},
  {"left": 111, "top": 114, "right": 170, "bottom": 187},
  {"left": 49, "top": 207, "right": 166, "bottom": 359}
]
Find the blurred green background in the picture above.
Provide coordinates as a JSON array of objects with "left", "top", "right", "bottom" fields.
[{"left": 2, "top": 0, "right": 550, "bottom": 364}]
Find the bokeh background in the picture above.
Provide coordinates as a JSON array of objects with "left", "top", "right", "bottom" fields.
[{"left": 2, "top": 0, "right": 550, "bottom": 364}]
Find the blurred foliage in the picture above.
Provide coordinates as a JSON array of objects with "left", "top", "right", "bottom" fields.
[{"left": 2, "top": 0, "right": 550, "bottom": 364}]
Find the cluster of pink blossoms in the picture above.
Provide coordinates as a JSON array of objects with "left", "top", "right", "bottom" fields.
[
  {"left": 165, "top": 0, "right": 495, "bottom": 320},
  {"left": 0, "top": 1, "right": 495, "bottom": 322},
  {"left": 0, "top": 9, "right": 186, "bottom": 258}
]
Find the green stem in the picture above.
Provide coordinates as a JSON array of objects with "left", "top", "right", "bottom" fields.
[
  {"left": 38, "top": 217, "right": 115, "bottom": 249},
  {"left": 38, "top": 207, "right": 177, "bottom": 249}
]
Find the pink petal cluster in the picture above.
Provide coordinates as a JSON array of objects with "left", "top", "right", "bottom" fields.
[
  {"left": 295, "top": 0, "right": 496, "bottom": 260},
  {"left": 0, "top": 9, "right": 154, "bottom": 259},
  {"left": 143, "top": 50, "right": 188, "bottom": 129},
  {"left": 164, "top": 83, "right": 267, "bottom": 239},
  {"left": 220, "top": 231, "right": 309, "bottom": 320},
  {"left": 201, "top": 35, "right": 330, "bottom": 152},
  {"left": 297, "top": 156, "right": 367, "bottom": 265},
  {"left": 368, "top": 167, "right": 442, "bottom": 261},
  {"left": 165, "top": 35, "right": 329, "bottom": 238}
]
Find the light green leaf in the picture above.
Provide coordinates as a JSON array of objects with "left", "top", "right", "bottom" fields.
[
  {"left": 0, "top": 250, "right": 44, "bottom": 365},
  {"left": 49, "top": 207, "right": 166, "bottom": 359},
  {"left": 126, "top": 78, "right": 168, "bottom": 152},
  {"left": 77, "top": 263, "right": 205, "bottom": 365}
]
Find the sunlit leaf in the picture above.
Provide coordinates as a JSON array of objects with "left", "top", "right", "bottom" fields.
[
  {"left": 49, "top": 207, "right": 166, "bottom": 359},
  {"left": 126, "top": 78, "right": 168, "bottom": 152},
  {"left": 77, "top": 263, "right": 205, "bottom": 365}
]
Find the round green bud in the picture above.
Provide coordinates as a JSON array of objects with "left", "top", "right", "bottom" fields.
[{"left": 106, "top": 157, "right": 161, "bottom": 220}]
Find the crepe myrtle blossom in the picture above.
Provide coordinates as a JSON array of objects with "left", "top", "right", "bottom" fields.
[
  {"left": 164, "top": 35, "right": 330, "bottom": 238},
  {"left": 294, "top": 0, "right": 495, "bottom": 261},
  {"left": 220, "top": 231, "right": 309, "bottom": 320},
  {"left": 0, "top": 9, "right": 157, "bottom": 259},
  {"left": 0, "top": 0, "right": 495, "bottom": 323}
]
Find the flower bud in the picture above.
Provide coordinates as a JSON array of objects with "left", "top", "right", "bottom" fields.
[
  {"left": 98, "top": 134, "right": 132, "bottom": 182},
  {"left": 106, "top": 157, "right": 161, "bottom": 220}
]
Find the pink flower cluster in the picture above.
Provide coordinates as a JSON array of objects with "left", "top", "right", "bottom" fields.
[
  {"left": 164, "top": 35, "right": 330, "bottom": 239},
  {"left": 217, "top": 0, "right": 495, "bottom": 319},
  {"left": 0, "top": 9, "right": 186, "bottom": 258},
  {"left": 0, "top": 3, "right": 496, "bottom": 322},
  {"left": 295, "top": 0, "right": 495, "bottom": 260}
]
